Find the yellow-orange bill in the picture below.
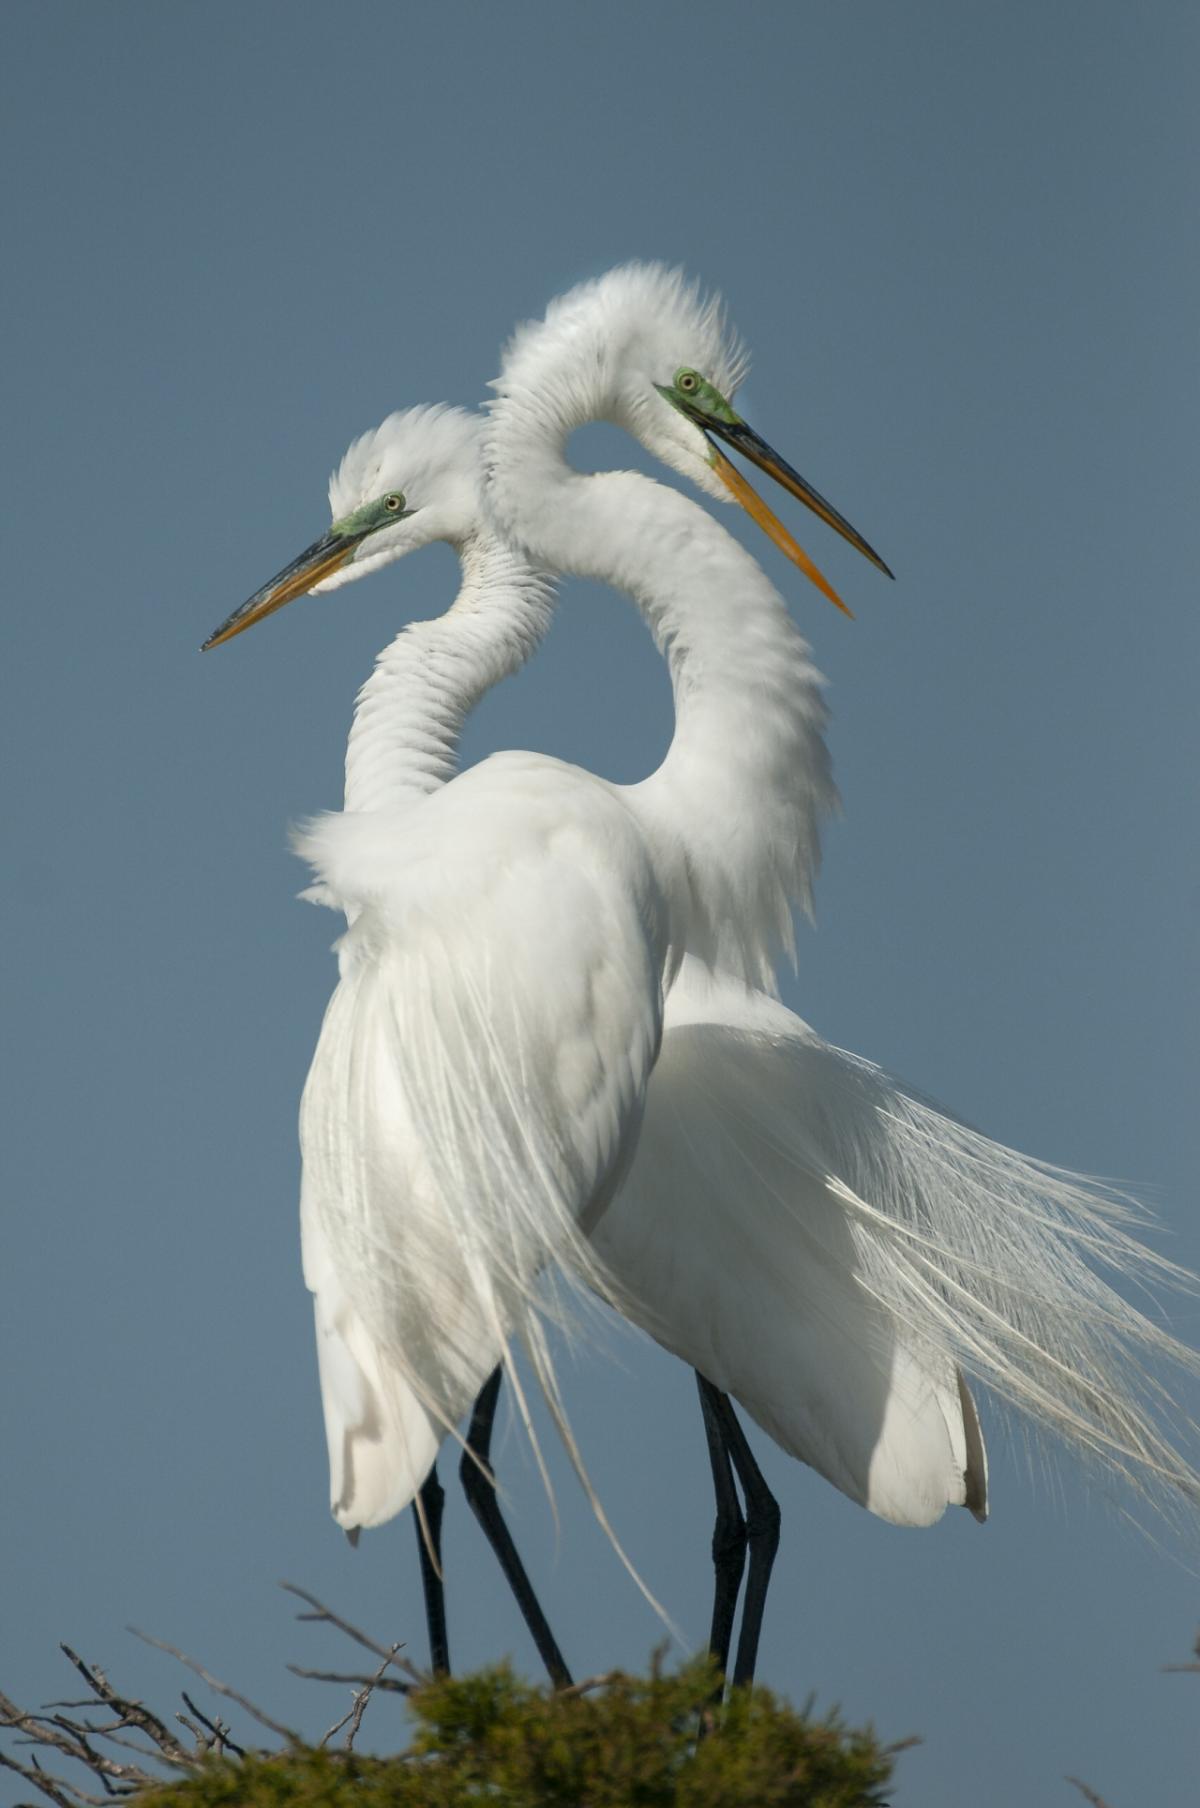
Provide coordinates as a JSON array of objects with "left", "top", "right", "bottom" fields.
[
  {"left": 202, "top": 538, "right": 359, "bottom": 651},
  {"left": 710, "top": 446, "right": 854, "bottom": 617}
]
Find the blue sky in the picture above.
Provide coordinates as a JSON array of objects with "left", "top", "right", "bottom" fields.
[{"left": 2, "top": 4, "right": 1198, "bottom": 1803}]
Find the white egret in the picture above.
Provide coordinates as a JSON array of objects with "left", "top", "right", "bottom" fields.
[
  {"left": 484, "top": 262, "right": 1198, "bottom": 1528},
  {"left": 204, "top": 268, "right": 1200, "bottom": 1691},
  {"left": 203, "top": 265, "right": 893, "bottom": 1679}
]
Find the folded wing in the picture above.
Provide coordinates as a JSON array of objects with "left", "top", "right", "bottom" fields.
[
  {"left": 296, "top": 758, "right": 668, "bottom": 1530},
  {"left": 597, "top": 958, "right": 1200, "bottom": 1529}
]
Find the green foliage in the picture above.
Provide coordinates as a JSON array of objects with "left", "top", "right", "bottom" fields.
[{"left": 142, "top": 1658, "right": 901, "bottom": 1807}]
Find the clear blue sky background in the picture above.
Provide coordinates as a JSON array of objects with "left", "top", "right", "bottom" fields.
[{"left": 3, "top": 4, "right": 1198, "bottom": 1803}]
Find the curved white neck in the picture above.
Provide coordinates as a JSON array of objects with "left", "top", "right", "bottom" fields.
[
  {"left": 343, "top": 533, "right": 554, "bottom": 815},
  {"left": 486, "top": 390, "right": 835, "bottom": 986}
]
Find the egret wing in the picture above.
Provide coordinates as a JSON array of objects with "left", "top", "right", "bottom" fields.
[
  {"left": 301, "top": 1193, "right": 441, "bottom": 1531},
  {"left": 297, "top": 759, "right": 667, "bottom": 1528},
  {"left": 597, "top": 965, "right": 983, "bottom": 1527},
  {"left": 599, "top": 957, "right": 1200, "bottom": 1527}
]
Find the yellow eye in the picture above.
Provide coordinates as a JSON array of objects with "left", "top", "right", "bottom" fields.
[
  {"left": 676, "top": 368, "right": 700, "bottom": 394},
  {"left": 384, "top": 492, "right": 405, "bottom": 513}
]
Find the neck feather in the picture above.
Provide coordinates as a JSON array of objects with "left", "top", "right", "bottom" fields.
[
  {"left": 343, "top": 533, "right": 554, "bottom": 815},
  {"left": 486, "top": 397, "right": 835, "bottom": 987}
]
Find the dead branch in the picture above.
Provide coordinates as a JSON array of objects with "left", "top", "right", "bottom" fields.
[
  {"left": 0, "top": 1743, "right": 105, "bottom": 1808},
  {"left": 287, "top": 1664, "right": 409, "bottom": 1695},
  {"left": 279, "top": 1580, "right": 423, "bottom": 1687},
  {"left": 2, "top": 1590, "right": 431, "bottom": 1806},
  {"left": 128, "top": 1628, "right": 299, "bottom": 1744},
  {"left": 178, "top": 1691, "right": 245, "bottom": 1757},
  {"left": 0, "top": 1685, "right": 162, "bottom": 1795},
  {"left": 317, "top": 1644, "right": 400, "bottom": 1751},
  {"left": 59, "top": 1647, "right": 191, "bottom": 1765},
  {"left": 553, "top": 1671, "right": 618, "bottom": 1699}
]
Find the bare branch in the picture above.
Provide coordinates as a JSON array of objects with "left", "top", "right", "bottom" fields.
[
  {"left": 179, "top": 1692, "right": 245, "bottom": 1758},
  {"left": 127, "top": 1629, "right": 298, "bottom": 1744},
  {"left": 69, "top": 1726, "right": 177, "bottom": 1767},
  {"left": 2, "top": 1690, "right": 157, "bottom": 1792},
  {"left": 552, "top": 1671, "right": 618, "bottom": 1700},
  {"left": 27, "top": 1712, "right": 154, "bottom": 1791},
  {"left": 58, "top": 1646, "right": 190, "bottom": 1764},
  {"left": 279, "top": 1581, "right": 423, "bottom": 1687},
  {"left": 0, "top": 1745, "right": 108, "bottom": 1808},
  {"left": 316, "top": 1645, "right": 400, "bottom": 1752},
  {"left": 316, "top": 1703, "right": 357, "bottom": 1749},
  {"left": 341, "top": 1672, "right": 380, "bottom": 1753},
  {"left": 287, "top": 1664, "right": 408, "bottom": 1695}
]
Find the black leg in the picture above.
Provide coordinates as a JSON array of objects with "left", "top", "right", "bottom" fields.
[
  {"left": 695, "top": 1372, "right": 748, "bottom": 1682},
  {"left": 459, "top": 1366, "right": 574, "bottom": 1690},
  {"left": 704, "top": 1383, "right": 781, "bottom": 1688},
  {"left": 413, "top": 1465, "right": 449, "bottom": 1675}
]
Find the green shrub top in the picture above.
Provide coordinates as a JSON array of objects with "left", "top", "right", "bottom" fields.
[{"left": 143, "top": 1658, "right": 900, "bottom": 1808}]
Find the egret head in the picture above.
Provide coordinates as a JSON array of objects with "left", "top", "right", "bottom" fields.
[
  {"left": 495, "top": 261, "right": 892, "bottom": 614},
  {"left": 203, "top": 406, "right": 483, "bottom": 650}
]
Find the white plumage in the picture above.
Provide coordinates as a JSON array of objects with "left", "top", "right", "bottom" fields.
[
  {"left": 265, "top": 263, "right": 878, "bottom": 1539},
  {"left": 299, "top": 751, "right": 668, "bottom": 1525},
  {"left": 486, "top": 265, "right": 836, "bottom": 985},
  {"left": 207, "top": 268, "right": 1199, "bottom": 1574}
]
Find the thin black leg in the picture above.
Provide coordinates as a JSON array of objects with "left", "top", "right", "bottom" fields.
[
  {"left": 413, "top": 1465, "right": 449, "bottom": 1675},
  {"left": 695, "top": 1372, "right": 748, "bottom": 1682},
  {"left": 704, "top": 1383, "right": 781, "bottom": 1688},
  {"left": 459, "top": 1366, "right": 574, "bottom": 1690}
]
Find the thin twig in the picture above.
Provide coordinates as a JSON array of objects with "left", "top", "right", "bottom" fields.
[
  {"left": 552, "top": 1671, "right": 618, "bottom": 1699},
  {"left": 317, "top": 1701, "right": 358, "bottom": 1749},
  {"left": 64, "top": 1725, "right": 169, "bottom": 1767},
  {"left": 30, "top": 1711, "right": 151, "bottom": 1789},
  {"left": 128, "top": 1629, "right": 298, "bottom": 1744},
  {"left": 279, "top": 1581, "right": 423, "bottom": 1687},
  {"left": 316, "top": 1648, "right": 404, "bottom": 1742},
  {"left": 84, "top": 1725, "right": 187, "bottom": 1768},
  {"left": 0, "top": 1744, "right": 107, "bottom": 1808},
  {"left": 179, "top": 1692, "right": 245, "bottom": 1757},
  {"left": 1, "top": 1691, "right": 160, "bottom": 1791},
  {"left": 287, "top": 1664, "right": 409, "bottom": 1695},
  {"left": 317, "top": 1646, "right": 399, "bottom": 1752},
  {"left": 59, "top": 1646, "right": 190, "bottom": 1764}
]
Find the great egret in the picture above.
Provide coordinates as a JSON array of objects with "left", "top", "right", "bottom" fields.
[
  {"left": 205, "top": 268, "right": 1200, "bottom": 1692},
  {"left": 204, "top": 262, "right": 895, "bottom": 1680},
  {"left": 484, "top": 263, "right": 1197, "bottom": 1523}
]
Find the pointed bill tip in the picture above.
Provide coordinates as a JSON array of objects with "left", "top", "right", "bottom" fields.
[
  {"left": 710, "top": 446, "right": 855, "bottom": 617},
  {"left": 202, "top": 531, "right": 361, "bottom": 653}
]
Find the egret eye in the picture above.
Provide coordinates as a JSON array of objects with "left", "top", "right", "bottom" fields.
[
  {"left": 675, "top": 368, "right": 700, "bottom": 394},
  {"left": 384, "top": 492, "right": 406, "bottom": 513}
]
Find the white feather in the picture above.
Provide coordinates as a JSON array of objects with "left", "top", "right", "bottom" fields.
[
  {"left": 296, "top": 755, "right": 666, "bottom": 1527},
  {"left": 595, "top": 960, "right": 1199, "bottom": 1524},
  {"left": 252, "top": 285, "right": 1198, "bottom": 1557}
]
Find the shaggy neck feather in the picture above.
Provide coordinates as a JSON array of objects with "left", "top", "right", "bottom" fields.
[
  {"left": 487, "top": 384, "right": 834, "bottom": 986},
  {"left": 343, "top": 534, "right": 554, "bottom": 815}
]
